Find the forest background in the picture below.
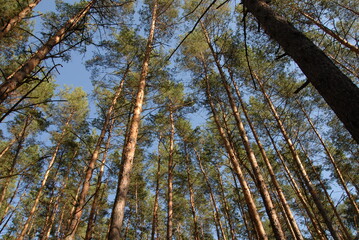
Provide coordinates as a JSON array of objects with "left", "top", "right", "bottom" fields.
[{"left": 0, "top": 0, "right": 358, "bottom": 239}]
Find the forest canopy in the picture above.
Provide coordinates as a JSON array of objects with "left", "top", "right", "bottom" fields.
[{"left": 0, "top": 0, "right": 358, "bottom": 239}]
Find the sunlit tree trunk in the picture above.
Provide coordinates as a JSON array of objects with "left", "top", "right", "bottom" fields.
[
  {"left": 228, "top": 70, "right": 304, "bottom": 240},
  {"left": 243, "top": 0, "right": 359, "bottom": 143},
  {"left": 215, "top": 165, "right": 236, "bottom": 240},
  {"left": 108, "top": 1, "right": 158, "bottom": 239},
  {"left": 202, "top": 24, "right": 285, "bottom": 240},
  {"left": 195, "top": 150, "right": 227, "bottom": 240},
  {"left": 299, "top": 141, "right": 351, "bottom": 239},
  {"left": 184, "top": 144, "right": 200, "bottom": 240},
  {"left": 202, "top": 65, "right": 268, "bottom": 239},
  {"left": 151, "top": 135, "right": 162, "bottom": 240},
  {"left": 0, "top": 0, "right": 95, "bottom": 103},
  {"left": 17, "top": 114, "right": 73, "bottom": 240},
  {"left": 65, "top": 64, "right": 128, "bottom": 240},
  {"left": 256, "top": 75, "right": 340, "bottom": 240},
  {"left": 297, "top": 100, "right": 359, "bottom": 216},
  {"left": 0, "top": 0, "right": 42, "bottom": 39},
  {"left": 166, "top": 108, "right": 175, "bottom": 240},
  {"left": 264, "top": 125, "right": 328, "bottom": 239}
]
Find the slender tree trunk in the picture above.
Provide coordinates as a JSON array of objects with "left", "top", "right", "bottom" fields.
[
  {"left": 215, "top": 165, "right": 236, "bottom": 240},
  {"left": 108, "top": 1, "right": 158, "bottom": 239},
  {"left": 65, "top": 64, "right": 128, "bottom": 240},
  {"left": 201, "top": 25, "right": 285, "bottom": 240},
  {"left": 0, "top": 0, "right": 95, "bottom": 102},
  {"left": 243, "top": 0, "right": 359, "bottom": 143},
  {"left": 297, "top": 100, "right": 359, "bottom": 216},
  {"left": 16, "top": 114, "right": 73, "bottom": 240},
  {"left": 202, "top": 61, "right": 268, "bottom": 240},
  {"left": 0, "top": 0, "right": 42, "bottom": 39},
  {"left": 151, "top": 135, "right": 162, "bottom": 240},
  {"left": 184, "top": 144, "right": 200, "bottom": 240},
  {"left": 228, "top": 70, "right": 304, "bottom": 240},
  {"left": 299, "top": 142, "right": 351, "bottom": 239},
  {"left": 0, "top": 137, "right": 16, "bottom": 159},
  {"left": 0, "top": 178, "right": 21, "bottom": 226},
  {"left": 0, "top": 115, "right": 31, "bottom": 206},
  {"left": 84, "top": 122, "right": 114, "bottom": 240},
  {"left": 265, "top": 125, "right": 328, "bottom": 239},
  {"left": 229, "top": 168, "right": 255, "bottom": 240},
  {"left": 256, "top": 75, "right": 341, "bottom": 240},
  {"left": 167, "top": 108, "right": 175, "bottom": 240},
  {"left": 195, "top": 150, "right": 227, "bottom": 240}
]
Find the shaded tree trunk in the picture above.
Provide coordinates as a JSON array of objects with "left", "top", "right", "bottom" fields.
[
  {"left": 151, "top": 135, "right": 162, "bottom": 240},
  {"left": 167, "top": 108, "right": 175, "bottom": 240},
  {"left": 243, "top": 0, "right": 359, "bottom": 143}
]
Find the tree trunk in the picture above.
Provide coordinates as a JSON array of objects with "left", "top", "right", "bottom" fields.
[
  {"left": 151, "top": 135, "right": 162, "bottom": 240},
  {"left": 167, "top": 108, "right": 175, "bottom": 240},
  {"left": 184, "top": 144, "right": 200, "bottom": 240},
  {"left": 297, "top": 100, "right": 359, "bottom": 216},
  {"left": 243, "top": 0, "right": 359, "bottom": 143},
  {"left": 16, "top": 114, "right": 73, "bottom": 240},
  {"left": 264, "top": 124, "right": 328, "bottom": 239},
  {"left": 201, "top": 25, "right": 285, "bottom": 240},
  {"left": 0, "top": 0, "right": 95, "bottom": 102},
  {"left": 202, "top": 66, "right": 268, "bottom": 239},
  {"left": 65, "top": 64, "right": 128, "bottom": 240},
  {"left": 299, "top": 141, "right": 351, "bottom": 239},
  {"left": 0, "top": 0, "right": 42, "bottom": 39},
  {"left": 108, "top": 1, "right": 158, "bottom": 239},
  {"left": 215, "top": 165, "right": 236, "bottom": 240},
  {"left": 195, "top": 150, "right": 227, "bottom": 240},
  {"left": 228, "top": 70, "right": 304, "bottom": 240},
  {"left": 256, "top": 75, "right": 341, "bottom": 240}
]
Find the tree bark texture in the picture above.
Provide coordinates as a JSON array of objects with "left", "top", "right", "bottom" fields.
[
  {"left": 243, "top": 0, "right": 359, "bottom": 144},
  {"left": 108, "top": 1, "right": 158, "bottom": 239}
]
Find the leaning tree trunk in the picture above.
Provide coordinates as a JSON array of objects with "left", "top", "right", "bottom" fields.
[
  {"left": 203, "top": 67, "right": 268, "bottom": 239},
  {"left": 64, "top": 64, "right": 128, "bottom": 240},
  {"left": 202, "top": 25, "right": 285, "bottom": 240},
  {"left": 265, "top": 125, "right": 328, "bottom": 239},
  {"left": 243, "top": 0, "right": 359, "bottom": 143},
  {"left": 229, "top": 70, "right": 304, "bottom": 240},
  {"left": 17, "top": 114, "right": 73, "bottom": 240},
  {"left": 0, "top": 0, "right": 42, "bottom": 39},
  {"left": 108, "top": 1, "right": 158, "bottom": 239},
  {"left": 297, "top": 100, "right": 359, "bottom": 216},
  {"left": 0, "top": 0, "right": 95, "bottom": 103},
  {"left": 256, "top": 77, "right": 341, "bottom": 240}
]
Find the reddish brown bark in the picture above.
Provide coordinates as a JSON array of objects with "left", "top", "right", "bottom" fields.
[
  {"left": 0, "top": 0, "right": 95, "bottom": 102},
  {"left": 0, "top": 0, "right": 42, "bottom": 39},
  {"left": 108, "top": 1, "right": 158, "bottom": 239}
]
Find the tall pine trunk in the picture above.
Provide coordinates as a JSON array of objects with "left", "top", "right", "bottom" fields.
[
  {"left": 202, "top": 25, "right": 285, "bottom": 240},
  {"left": 257, "top": 77, "right": 341, "bottom": 240},
  {"left": 64, "top": 64, "right": 128, "bottom": 240},
  {"left": 17, "top": 114, "right": 73, "bottom": 240},
  {"left": 243, "top": 0, "right": 359, "bottom": 143},
  {"left": 0, "top": 0, "right": 42, "bottom": 39},
  {"left": 151, "top": 135, "right": 162, "bottom": 240},
  {"left": 0, "top": 0, "right": 95, "bottom": 102},
  {"left": 203, "top": 67, "right": 268, "bottom": 239},
  {"left": 166, "top": 108, "right": 175, "bottom": 240},
  {"left": 108, "top": 1, "right": 158, "bottom": 239}
]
